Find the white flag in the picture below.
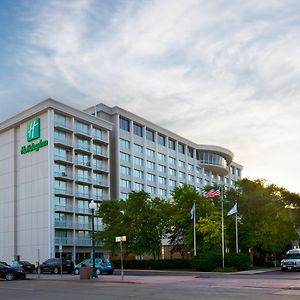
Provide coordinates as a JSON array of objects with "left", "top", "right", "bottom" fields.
[{"left": 227, "top": 203, "right": 237, "bottom": 216}]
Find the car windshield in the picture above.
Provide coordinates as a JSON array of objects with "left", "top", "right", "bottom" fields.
[
  {"left": 285, "top": 254, "right": 300, "bottom": 259},
  {"left": 0, "top": 263, "right": 9, "bottom": 268}
]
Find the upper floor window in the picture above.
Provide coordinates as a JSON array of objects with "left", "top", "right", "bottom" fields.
[
  {"left": 76, "top": 121, "right": 89, "bottom": 135},
  {"left": 169, "top": 157, "right": 176, "bottom": 165},
  {"left": 157, "top": 133, "right": 166, "bottom": 146},
  {"left": 178, "top": 160, "right": 185, "bottom": 168},
  {"left": 187, "top": 163, "right": 194, "bottom": 171},
  {"left": 158, "top": 164, "right": 167, "bottom": 173},
  {"left": 187, "top": 146, "right": 194, "bottom": 158},
  {"left": 133, "top": 156, "right": 143, "bottom": 166},
  {"left": 133, "top": 122, "right": 143, "bottom": 137},
  {"left": 55, "top": 114, "right": 67, "bottom": 127},
  {"left": 134, "top": 182, "right": 144, "bottom": 191},
  {"left": 146, "top": 148, "right": 155, "bottom": 157},
  {"left": 146, "top": 128, "right": 155, "bottom": 142},
  {"left": 133, "top": 143, "right": 143, "bottom": 154},
  {"left": 231, "top": 166, "right": 235, "bottom": 175},
  {"left": 146, "top": 160, "right": 155, "bottom": 170},
  {"left": 120, "top": 179, "right": 131, "bottom": 189},
  {"left": 120, "top": 165, "right": 131, "bottom": 176},
  {"left": 158, "top": 152, "right": 166, "bottom": 162},
  {"left": 92, "top": 127, "right": 104, "bottom": 140},
  {"left": 120, "top": 152, "right": 131, "bottom": 162},
  {"left": 178, "top": 142, "right": 185, "bottom": 154},
  {"left": 120, "top": 138, "right": 130, "bottom": 149},
  {"left": 119, "top": 116, "right": 130, "bottom": 132},
  {"left": 168, "top": 138, "right": 176, "bottom": 150},
  {"left": 134, "top": 169, "right": 144, "bottom": 179}
]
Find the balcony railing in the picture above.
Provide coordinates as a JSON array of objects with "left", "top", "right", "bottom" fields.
[
  {"left": 92, "top": 163, "right": 109, "bottom": 172},
  {"left": 54, "top": 220, "right": 73, "bottom": 228},
  {"left": 75, "top": 143, "right": 91, "bottom": 152},
  {"left": 93, "top": 179, "right": 109, "bottom": 186},
  {"left": 74, "top": 159, "right": 92, "bottom": 168},
  {"left": 75, "top": 175, "right": 91, "bottom": 183},
  {"left": 75, "top": 191, "right": 92, "bottom": 199},
  {"left": 54, "top": 137, "right": 73, "bottom": 147},
  {"left": 55, "top": 237, "right": 74, "bottom": 245},
  {"left": 54, "top": 188, "right": 73, "bottom": 196},
  {"left": 54, "top": 171, "right": 73, "bottom": 179},
  {"left": 75, "top": 207, "right": 90, "bottom": 214},
  {"left": 93, "top": 148, "right": 108, "bottom": 157},
  {"left": 54, "top": 154, "right": 73, "bottom": 163},
  {"left": 92, "top": 132, "right": 108, "bottom": 143},
  {"left": 54, "top": 204, "right": 73, "bottom": 212},
  {"left": 54, "top": 120, "right": 73, "bottom": 131},
  {"left": 76, "top": 223, "right": 91, "bottom": 230}
]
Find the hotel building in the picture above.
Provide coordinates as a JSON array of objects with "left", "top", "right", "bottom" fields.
[
  {"left": 0, "top": 99, "right": 112, "bottom": 263},
  {"left": 0, "top": 99, "right": 242, "bottom": 263},
  {"left": 85, "top": 103, "right": 242, "bottom": 201}
]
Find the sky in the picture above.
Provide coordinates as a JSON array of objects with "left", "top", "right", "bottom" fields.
[{"left": 0, "top": 0, "right": 300, "bottom": 193}]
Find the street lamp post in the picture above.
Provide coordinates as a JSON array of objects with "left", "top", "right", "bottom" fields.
[{"left": 89, "top": 200, "right": 98, "bottom": 278}]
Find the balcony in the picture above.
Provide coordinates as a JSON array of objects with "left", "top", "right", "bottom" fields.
[
  {"left": 93, "top": 178, "right": 109, "bottom": 187},
  {"left": 199, "top": 152, "right": 229, "bottom": 177},
  {"left": 54, "top": 137, "right": 73, "bottom": 148},
  {"left": 92, "top": 163, "right": 109, "bottom": 172},
  {"left": 75, "top": 143, "right": 91, "bottom": 153},
  {"left": 75, "top": 191, "right": 92, "bottom": 199},
  {"left": 54, "top": 120, "right": 73, "bottom": 132},
  {"left": 54, "top": 204, "right": 73, "bottom": 213},
  {"left": 76, "top": 237, "right": 91, "bottom": 246},
  {"left": 54, "top": 154, "right": 73, "bottom": 164},
  {"left": 75, "top": 223, "right": 91, "bottom": 230},
  {"left": 75, "top": 206, "right": 90, "bottom": 215},
  {"left": 55, "top": 237, "right": 74, "bottom": 246},
  {"left": 74, "top": 175, "right": 92, "bottom": 184},
  {"left": 54, "top": 188, "right": 73, "bottom": 197},
  {"left": 92, "top": 147, "right": 109, "bottom": 158},
  {"left": 92, "top": 132, "right": 108, "bottom": 144},
  {"left": 74, "top": 159, "right": 92, "bottom": 168},
  {"left": 54, "top": 171, "right": 73, "bottom": 180},
  {"left": 55, "top": 220, "right": 73, "bottom": 228}
]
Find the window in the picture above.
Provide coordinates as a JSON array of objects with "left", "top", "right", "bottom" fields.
[
  {"left": 146, "top": 160, "right": 155, "bottom": 170},
  {"left": 120, "top": 152, "right": 131, "bottom": 162},
  {"left": 76, "top": 168, "right": 89, "bottom": 181},
  {"left": 178, "top": 142, "right": 185, "bottom": 154},
  {"left": 54, "top": 147, "right": 67, "bottom": 160},
  {"left": 55, "top": 197, "right": 67, "bottom": 209},
  {"left": 76, "top": 121, "right": 89, "bottom": 135},
  {"left": 187, "top": 163, "right": 194, "bottom": 171},
  {"left": 158, "top": 164, "right": 167, "bottom": 173},
  {"left": 178, "top": 160, "right": 185, "bottom": 168},
  {"left": 92, "top": 127, "right": 104, "bottom": 140},
  {"left": 133, "top": 122, "right": 143, "bottom": 137},
  {"left": 55, "top": 114, "right": 67, "bottom": 127},
  {"left": 55, "top": 180, "right": 67, "bottom": 191},
  {"left": 188, "top": 174, "right": 194, "bottom": 182},
  {"left": 134, "top": 169, "right": 144, "bottom": 179},
  {"left": 54, "top": 130, "right": 67, "bottom": 141},
  {"left": 146, "top": 128, "right": 155, "bottom": 142},
  {"left": 187, "top": 146, "right": 194, "bottom": 158},
  {"left": 119, "top": 116, "right": 130, "bottom": 132},
  {"left": 159, "top": 176, "right": 167, "bottom": 185},
  {"left": 92, "top": 158, "right": 102, "bottom": 169},
  {"left": 120, "top": 138, "right": 130, "bottom": 149},
  {"left": 76, "top": 184, "right": 90, "bottom": 197},
  {"left": 54, "top": 163, "right": 66, "bottom": 176},
  {"left": 93, "top": 143, "right": 105, "bottom": 155},
  {"left": 146, "top": 148, "right": 155, "bottom": 157},
  {"left": 179, "top": 171, "right": 185, "bottom": 179},
  {"left": 168, "top": 138, "right": 176, "bottom": 150},
  {"left": 134, "top": 182, "right": 144, "bottom": 191},
  {"left": 231, "top": 166, "right": 235, "bottom": 175},
  {"left": 197, "top": 177, "right": 202, "bottom": 184},
  {"left": 158, "top": 188, "right": 167, "bottom": 198},
  {"left": 120, "top": 166, "right": 131, "bottom": 175},
  {"left": 93, "top": 187, "right": 103, "bottom": 200},
  {"left": 169, "top": 168, "right": 176, "bottom": 176},
  {"left": 196, "top": 167, "right": 202, "bottom": 174},
  {"left": 120, "top": 179, "right": 131, "bottom": 189},
  {"left": 133, "top": 143, "right": 143, "bottom": 154},
  {"left": 133, "top": 156, "right": 143, "bottom": 166},
  {"left": 120, "top": 193, "right": 128, "bottom": 200},
  {"left": 77, "top": 153, "right": 90, "bottom": 166},
  {"left": 93, "top": 173, "right": 103, "bottom": 184},
  {"left": 77, "top": 138, "right": 90, "bottom": 151},
  {"left": 158, "top": 152, "right": 166, "bottom": 162},
  {"left": 169, "top": 157, "right": 176, "bottom": 165},
  {"left": 236, "top": 168, "right": 240, "bottom": 177},
  {"left": 169, "top": 179, "right": 176, "bottom": 187},
  {"left": 147, "top": 173, "right": 156, "bottom": 182},
  {"left": 147, "top": 186, "right": 156, "bottom": 194},
  {"left": 157, "top": 133, "right": 166, "bottom": 146}
]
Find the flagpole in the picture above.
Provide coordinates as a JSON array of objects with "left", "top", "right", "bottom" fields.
[
  {"left": 221, "top": 186, "right": 225, "bottom": 269},
  {"left": 193, "top": 199, "right": 196, "bottom": 256},
  {"left": 235, "top": 203, "right": 238, "bottom": 253}
]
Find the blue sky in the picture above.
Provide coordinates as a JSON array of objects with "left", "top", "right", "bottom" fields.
[{"left": 1, "top": 0, "right": 300, "bottom": 193}]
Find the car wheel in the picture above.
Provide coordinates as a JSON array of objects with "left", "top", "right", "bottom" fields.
[
  {"left": 96, "top": 268, "right": 101, "bottom": 275},
  {"left": 74, "top": 268, "right": 79, "bottom": 275},
  {"left": 53, "top": 267, "right": 59, "bottom": 274},
  {"left": 5, "top": 273, "right": 14, "bottom": 281}
]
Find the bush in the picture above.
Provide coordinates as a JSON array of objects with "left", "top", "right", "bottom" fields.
[
  {"left": 191, "top": 252, "right": 221, "bottom": 271},
  {"left": 225, "top": 253, "right": 251, "bottom": 271}
]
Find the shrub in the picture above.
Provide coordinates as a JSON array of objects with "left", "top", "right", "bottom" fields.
[
  {"left": 190, "top": 252, "right": 221, "bottom": 271},
  {"left": 225, "top": 253, "right": 251, "bottom": 271}
]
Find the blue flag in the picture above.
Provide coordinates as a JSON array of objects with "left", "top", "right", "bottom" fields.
[{"left": 190, "top": 203, "right": 195, "bottom": 220}]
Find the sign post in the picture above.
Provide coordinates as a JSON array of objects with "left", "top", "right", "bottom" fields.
[
  {"left": 115, "top": 236, "right": 126, "bottom": 280},
  {"left": 59, "top": 244, "right": 62, "bottom": 279}
]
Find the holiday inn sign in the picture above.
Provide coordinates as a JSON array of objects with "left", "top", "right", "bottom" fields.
[{"left": 21, "top": 118, "right": 48, "bottom": 154}]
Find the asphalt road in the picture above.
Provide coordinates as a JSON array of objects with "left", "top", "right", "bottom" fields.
[{"left": 1, "top": 269, "right": 299, "bottom": 300}]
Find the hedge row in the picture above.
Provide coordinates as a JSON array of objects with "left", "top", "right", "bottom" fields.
[{"left": 111, "top": 253, "right": 251, "bottom": 271}]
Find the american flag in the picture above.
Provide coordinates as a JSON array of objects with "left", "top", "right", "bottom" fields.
[{"left": 204, "top": 187, "right": 221, "bottom": 198}]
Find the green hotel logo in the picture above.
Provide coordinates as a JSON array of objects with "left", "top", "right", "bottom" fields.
[
  {"left": 21, "top": 118, "right": 48, "bottom": 155},
  {"left": 27, "top": 118, "right": 40, "bottom": 142}
]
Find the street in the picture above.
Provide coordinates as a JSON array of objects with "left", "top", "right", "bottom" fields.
[{"left": 0, "top": 269, "right": 300, "bottom": 300}]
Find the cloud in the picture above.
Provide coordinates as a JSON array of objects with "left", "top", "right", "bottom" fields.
[{"left": 1, "top": 0, "right": 300, "bottom": 192}]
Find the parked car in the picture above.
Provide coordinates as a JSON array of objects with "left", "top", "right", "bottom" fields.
[
  {"left": 0, "top": 262, "right": 27, "bottom": 280},
  {"left": 0, "top": 261, "right": 9, "bottom": 266},
  {"left": 38, "top": 258, "right": 74, "bottom": 274},
  {"left": 281, "top": 249, "right": 300, "bottom": 271},
  {"left": 11, "top": 261, "right": 36, "bottom": 273},
  {"left": 74, "top": 258, "right": 114, "bottom": 275}
]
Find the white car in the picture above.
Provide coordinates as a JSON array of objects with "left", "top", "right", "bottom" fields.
[{"left": 281, "top": 249, "right": 300, "bottom": 271}]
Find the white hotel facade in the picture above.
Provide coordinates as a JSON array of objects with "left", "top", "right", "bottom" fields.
[{"left": 0, "top": 99, "right": 242, "bottom": 263}]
